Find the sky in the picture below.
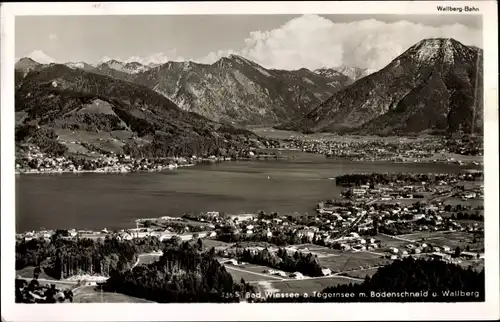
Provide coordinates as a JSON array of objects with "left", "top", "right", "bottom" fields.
[{"left": 15, "top": 14, "right": 482, "bottom": 70}]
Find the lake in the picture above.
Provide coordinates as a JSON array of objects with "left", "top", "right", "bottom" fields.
[{"left": 15, "top": 152, "right": 470, "bottom": 232}]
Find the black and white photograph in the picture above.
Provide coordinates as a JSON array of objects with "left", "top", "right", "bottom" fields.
[{"left": 1, "top": 1, "right": 499, "bottom": 321}]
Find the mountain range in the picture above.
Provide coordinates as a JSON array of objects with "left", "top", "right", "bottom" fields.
[
  {"left": 16, "top": 56, "right": 369, "bottom": 125},
  {"left": 280, "top": 38, "right": 483, "bottom": 135},
  {"left": 15, "top": 37, "right": 483, "bottom": 154},
  {"left": 14, "top": 63, "right": 269, "bottom": 158}
]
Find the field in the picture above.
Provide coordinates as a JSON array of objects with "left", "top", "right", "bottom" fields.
[
  {"left": 54, "top": 128, "right": 126, "bottom": 155},
  {"left": 442, "top": 197, "right": 483, "bottom": 208},
  {"left": 343, "top": 267, "right": 379, "bottom": 279},
  {"left": 73, "top": 286, "right": 153, "bottom": 303},
  {"left": 318, "top": 251, "right": 389, "bottom": 273},
  {"left": 202, "top": 239, "right": 232, "bottom": 249},
  {"left": 397, "top": 230, "right": 482, "bottom": 249},
  {"left": 224, "top": 262, "right": 284, "bottom": 282},
  {"left": 375, "top": 233, "right": 415, "bottom": 249},
  {"left": 137, "top": 254, "right": 161, "bottom": 266}
]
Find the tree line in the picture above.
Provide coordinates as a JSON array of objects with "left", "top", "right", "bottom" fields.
[
  {"left": 16, "top": 234, "right": 164, "bottom": 279},
  {"left": 226, "top": 247, "right": 324, "bottom": 277},
  {"left": 335, "top": 172, "right": 483, "bottom": 187}
]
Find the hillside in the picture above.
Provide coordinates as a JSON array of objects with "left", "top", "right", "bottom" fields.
[
  {"left": 15, "top": 64, "right": 266, "bottom": 158},
  {"left": 131, "top": 55, "right": 351, "bottom": 125},
  {"left": 281, "top": 38, "right": 483, "bottom": 135}
]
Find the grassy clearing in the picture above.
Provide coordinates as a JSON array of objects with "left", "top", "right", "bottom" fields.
[
  {"left": 73, "top": 286, "right": 153, "bottom": 303},
  {"left": 344, "top": 268, "right": 379, "bottom": 279},
  {"left": 293, "top": 245, "right": 343, "bottom": 258},
  {"left": 137, "top": 254, "right": 161, "bottom": 266},
  {"left": 202, "top": 239, "right": 232, "bottom": 249},
  {"left": 442, "top": 197, "right": 483, "bottom": 207},
  {"left": 395, "top": 231, "right": 483, "bottom": 251},
  {"left": 62, "top": 142, "right": 91, "bottom": 155},
  {"left": 375, "top": 234, "right": 415, "bottom": 248},
  {"left": 54, "top": 129, "right": 125, "bottom": 155},
  {"left": 318, "top": 251, "right": 388, "bottom": 273}
]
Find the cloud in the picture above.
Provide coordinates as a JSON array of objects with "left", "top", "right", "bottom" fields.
[
  {"left": 27, "top": 50, "right": 55, "bottom": 64},
  {"left": 197, "top": 15, "right": 482, "bottom": 70},
  {"left": 49, "top": 33, "right": 58, "bottom": 41}
]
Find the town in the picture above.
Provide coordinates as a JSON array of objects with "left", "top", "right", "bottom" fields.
[
  {"left": 16, "top": 170, "right": 484, "bottom": 302},
  {"left": 14, "top": 144, "right": 285, "bottom": 174},
  {"left": 276, "top": 134, "right": 483, "bottom": 165}
]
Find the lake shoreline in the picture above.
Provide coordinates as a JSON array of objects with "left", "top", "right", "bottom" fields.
[{"left": 15, "top": 153, "right": 478, "bottom": 233}]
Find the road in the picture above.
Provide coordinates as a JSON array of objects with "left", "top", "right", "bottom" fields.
[
  {"left": 247, "top": 273, "right": 364, "bottom": 284},
  {"left": 226, "top": 264, "right": 365, "bottom": 284},
  {"left": 429, "top": 192, "right": 454, "bottom": 202},
  {"left": 333, "top": 207, "right": 374, "bottom": 242},
  {"left": 131, "top": 251, "right": 164, "bottom": 269},
  {"left": 379, "top": 233, "right": 416, "bottom": 243},
  {"left": 366, "top": 198, "right": 381, "bottom": 205},
  {"left": 224, "top": 265, "right": 285, "bottom": 280}
]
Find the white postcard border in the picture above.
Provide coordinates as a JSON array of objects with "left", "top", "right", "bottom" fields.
[{"left": 1, "top": 1, "right": 499, "bottom": 321}]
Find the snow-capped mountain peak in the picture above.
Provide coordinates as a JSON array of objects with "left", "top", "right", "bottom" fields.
[
  {"left": 398, "top": 38, "right": 479, "bottom": 66},
  {"left": 26, "top": 50, "right": 55, "bottom": 64},
  {"left": 98, "top": 59, "right": 151, "bottom": 74}
]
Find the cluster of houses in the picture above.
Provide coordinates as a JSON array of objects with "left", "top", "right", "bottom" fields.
[
  {"left": 332, "top": 232, "right": 381, "bottom": 251},
  {"left": 15, "top": 143, "right": 235, "bottom": 174},
  {"left": 276, "top": 136, "right": 471, "bottom": 163},
  {"left": 16, "top": 225, "right": 217, "bottom": 244},
  {"left": 343, "top": 184, "right": 426, "bottom": 200},
  {"left": 385, "top": 242, "right": 483, "bottom": 264}
]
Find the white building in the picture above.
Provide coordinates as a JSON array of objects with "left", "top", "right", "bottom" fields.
[
  {"left": 230, "top": 214, "right": 255, "bottom": 222},
  {"left": 340, "top": 244, "right": 351, "bottom": 251},
  {"left": 225, "top": 259, "right": 239, "bottom": 265},
  {"left": 321, "top": 268, "right": 332, "bottom": 276},
  {"left": 290, "top": 272, "right": 305, "bottom": 279}
]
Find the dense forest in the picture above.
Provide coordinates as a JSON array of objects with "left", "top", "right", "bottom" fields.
[
  {"left": 15, "top": 124, "right": 68, "bottom": 156},
  {"left": 266, "top": 257, "right": 485, "bottom": 302},
  {"left": 335, "top": 172, "right": 483, "bottom": 187},
  {"left": 16, "top": 234, "right": 163, "bottom": 279},
  {"left": 103, "top": 241, "right": 255, "bottom": 302}
]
